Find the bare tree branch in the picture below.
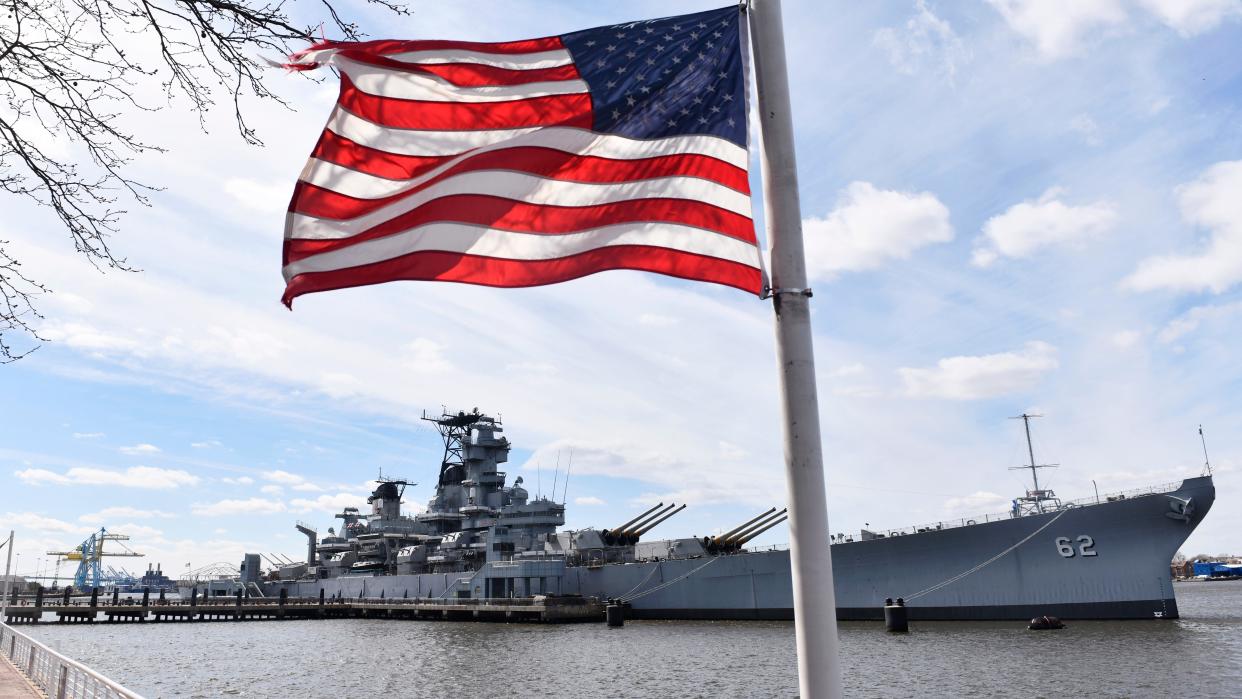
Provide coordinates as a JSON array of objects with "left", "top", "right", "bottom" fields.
[{"left": 0, "top": 0, "right": 409, "bottom": 360}]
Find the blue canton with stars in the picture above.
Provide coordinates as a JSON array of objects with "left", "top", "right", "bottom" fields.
[{"left": 560, "top": 6, "right": 747, "bottom": 148}]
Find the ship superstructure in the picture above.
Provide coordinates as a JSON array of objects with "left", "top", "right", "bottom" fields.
[{"left": 264, "top": 408, "right": 1216, "bottom": 620}]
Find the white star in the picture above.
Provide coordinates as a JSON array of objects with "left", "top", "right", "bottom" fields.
[
  {"left": 612, "top": 109, "right": 622, "bottom": 119},
  {"left": 698, "top": 21, "right": 707, "bottom": 29},
  {"left": 654, "top": 44, "right": 665, "bottom": 52},
  {"left": 683, "top": 43, "right": 692, "bottom": 52},
  {"left": 710, "top": 105, "right": 721, "bottom": 113},
  {"left": 636, "top": 38, "right": 646, "bottom": 46},
  {"left": 616, "top": 65, "right": 627, "bottom": 74},
  {"left": 585, "top": 40, "right": 596, "bottom": 47},
  {"left": 698, "top": 52, "right": 707, "bottom": 61},
  {"left": 636, "top": 73, "right": 646, "bottom": 81},
  {"left": 667, "top": 119, "right": 677, "bottom": 127},
  {"left": 681, "top": 107, "right": 690, "bottom": 116},
  {"left": 706, "top": 84, "right": 716, "bottom": 92},
  {"left": 606, "top": 44, "right": 618, "bottom": 52},
  {"left": 718, "top": 71, "right": 728, "bottom": 79},
  {"left": 672, "top": 56, "right": 681, "bottom": 64},
  {"left": 693, "top": 96, "right": 703, "bottom": 104},
  {"left": 646, "top": 57, "right": 656, "bottom": 66},
  {"left": 664, "top": 34, "right": 674, "bottom": 42},
  {"left": 626, "top": 50, "right": 637, "bottom": 59},
  {"left": 713, "top": 31, "right": 723, "bottom": 39},
  {"left": 640, "top": 85, "right": 651, "bottom": 94},
  {"left": 644, "top": 26, "right": 655, "bottom": 34},
  {"left": 672, "top": 24, "right": 680, "bottom": 31},
  {"left": 697, "top": 116, "right": 708, "bottom": 125},
  {"left": 690, "top": 31, "right": 699, "bottom": 40},
  {"left": 626, "top": 95, "right": 637, "bottom": 106},
  {"left": 727, "top": 117, "right": 736, "bottom": 127},
  {"left": 615, "top": 31, "right": 626, "bottom": 38},
  {"left": 597, "top": 59, "right": 607, "bottom": 68},
  {"left": 722, "top": 94, "right": 734, "bottom": 102},
  {"left": 706, "top": 41, "right": 714, "bottom": 49},
  {"left": 605, "top": 80, "right": 617, "bottom": 89}
]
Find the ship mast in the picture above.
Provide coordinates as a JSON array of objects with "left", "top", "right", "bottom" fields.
[{"left": 1008, "top": 413, "right": 1058, "bottom": 513}]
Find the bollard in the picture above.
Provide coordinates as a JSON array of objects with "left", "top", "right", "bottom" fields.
[
  {"left": 606, "top": 600, "right": 624, "bottom": 627},
  {"left": 159, "top": 589, "right": 166, "bottom": 603},
  {"left": 90, "top": 588, "right": 99, "bottom": 607},
  {"left": 884, "top": 597, "right": 909, "bottom": 633},
  {"left": 319, "top": 589, "right": 325, "bottom": 607},
  {"left": 279, "top": 588, "right": 288, "bottom": 606}
]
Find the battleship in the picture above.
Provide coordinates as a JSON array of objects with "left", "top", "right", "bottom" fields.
[{"left": 239, "top": 409, "right": 1214, "bottom": 621}]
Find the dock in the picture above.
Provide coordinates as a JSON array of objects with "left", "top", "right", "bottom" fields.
[{"left": 3, "top": 593, "right": 604, "bottom": 625}]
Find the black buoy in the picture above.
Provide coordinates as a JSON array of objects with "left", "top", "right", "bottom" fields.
[
  {"left": 884, "top": 597, "right": 909, "bottom": 633},
  {"left": 606, "top": 599, "right": 625, "bottom": 627},
  {"left": 1028, "top": 615, "right": 1065, "bottom": 630}
]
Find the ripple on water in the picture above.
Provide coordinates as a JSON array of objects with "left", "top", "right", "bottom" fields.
[{"left": 22, "top": 581, "right": 1242, "bottom": 698}]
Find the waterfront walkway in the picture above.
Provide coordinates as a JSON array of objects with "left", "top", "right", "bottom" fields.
[{"left": 0, "top": 655, "right": 39, "bottom": 698}]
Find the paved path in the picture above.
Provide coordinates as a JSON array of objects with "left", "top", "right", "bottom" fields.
[{"left": 0, "top": 655, "right": 40, "bottom": 698}]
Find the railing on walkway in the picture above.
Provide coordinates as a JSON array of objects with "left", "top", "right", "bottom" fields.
[{"left": 0, "top": 621, "right": 142, "bottom": 699}]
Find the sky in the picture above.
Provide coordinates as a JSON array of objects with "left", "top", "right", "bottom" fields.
[{"left": 2, "top": 0, "right": 1241, "bottom": 582}]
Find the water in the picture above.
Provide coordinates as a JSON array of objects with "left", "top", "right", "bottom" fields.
[{"left": 22, "top": 581, "right": 1242, "bottom": 698}]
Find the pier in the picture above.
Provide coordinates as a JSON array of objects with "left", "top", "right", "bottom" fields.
[{"left": 4, "top": 593, "right": 604, "bottom": 625}]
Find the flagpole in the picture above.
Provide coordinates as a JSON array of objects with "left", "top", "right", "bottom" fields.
[
  {"left": 2, "top": 531, "right": 13, "bottom": 616},
  {"left": 748, "top": 1, "right": 844, "bottom": 697}
]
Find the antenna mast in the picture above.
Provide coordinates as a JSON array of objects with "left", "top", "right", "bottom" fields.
[
  {"left": 1008, "top": 413, "right": 1059, "bottom": 513},
  {"left": 1199, "top": 425, "right": 1213, "bottom": 476},
  {"left": 561, "top": 448, "right": 574, "bottom": 504}
]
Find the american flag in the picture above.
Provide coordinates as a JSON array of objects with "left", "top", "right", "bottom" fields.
[{"left": 281, "top": 5, "right": 761, "bottom": 307}]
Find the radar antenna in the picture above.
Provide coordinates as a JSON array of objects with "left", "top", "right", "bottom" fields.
[
  {"left": 1199, "top": 425, "right": 1213, "bottom": 477},
  {"left": 1008, "top": 413, "right": 1059, "bottom": 514}
]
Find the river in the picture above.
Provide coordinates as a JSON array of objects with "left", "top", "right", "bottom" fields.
[{"left": 22, "top": 580, "right": 1242, "bottom": 697}]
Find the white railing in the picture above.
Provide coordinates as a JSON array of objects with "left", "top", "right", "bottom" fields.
[{"left": 1, "top": 621, "right": 143, "bottom": 699}]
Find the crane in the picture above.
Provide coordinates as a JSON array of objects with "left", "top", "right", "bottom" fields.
[{"left": 47, "top": 527, "right": 144, "bottom": 590}]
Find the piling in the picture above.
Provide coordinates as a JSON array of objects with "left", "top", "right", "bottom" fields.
[
  {"left": 606, "top": 600, "right": 624, "bottom": 627},
  {"left": 883, "top": 598, "right": 908, "bottom": 633}
]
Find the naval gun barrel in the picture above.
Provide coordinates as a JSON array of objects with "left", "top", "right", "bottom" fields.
[
  {"left": 633, "top": 504, "right": 687, "bottom": 538},
  {"left": 735, "top": 514, "right": 788, "bottom": 547},
  {"left": 622, "top": 503, "right": 677, "bottom": 537},
  {"left": 722, "top": 508, "right": 788, "bottom": 546},
  {"left": 713, "top": 507, "right": 777, "bottom": 547},
  {"left": 605, "top": 503, "right": 663, "bottom": 544}
]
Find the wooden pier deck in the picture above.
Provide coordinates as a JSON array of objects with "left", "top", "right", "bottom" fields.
[
  {"left": 4, "top": 595, "right": 604, "bottom": 625},
  {"left": 0, "top": 655, "right": 40, "bottom": 699}
]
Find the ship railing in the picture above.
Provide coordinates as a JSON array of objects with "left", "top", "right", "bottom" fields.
[
  {"left": 859, "top": 479, "right": 1189, "bottom": 541},
  {"left": 1, "top": 621, "right": 143, "bottom": 698}
]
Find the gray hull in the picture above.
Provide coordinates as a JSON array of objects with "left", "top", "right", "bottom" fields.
[{"left": 276, "top": 476, "right": 1213, "bottom": 621}]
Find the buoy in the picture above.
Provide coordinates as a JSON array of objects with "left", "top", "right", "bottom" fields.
[
  {"left": 884, "top": 597, "right": 909, "bottom": 633},
  {"left": 1027, "top": 615, "right": 1065, "bottom": 630},
  {"left": 606, "top": 600, "right": 625, "bottom": 627}
]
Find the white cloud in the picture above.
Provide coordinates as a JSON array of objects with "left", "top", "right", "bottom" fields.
[
  {"left": 944, "top": 491, "right": 1010, "bottom": 514},
  {"left": 404, "top": 338, "right": 453, "bottom": 373},
  {"left": 79, "top": 507, "right": 175, "bottom": 523},
  {"left": 222, "top": 177, "right": 292, "bottom": 216},
  {"left": 15, "top": 465, "right": 200, "bottom": 489},
  {"left": 574, "top": 496, "right": 606, "bottom": 506},
  {"left": 1, "top": 512, "right": 93, "bottom": 536},
  {"left": 1157, "top": 300, "right": 1242, "bottom": 344},
  {"left": 972, "top": 187, "right": 1117, "bottom": 266},
  {"left": 986, "top": 0, "right": 1128, "bottom": 59},
  {"left": 1069, "top": 114, "right": 1102, "bottom": 146},
  {"left": 119, "top": 443, "right": 161, "bottom": 455},
  {"left": 828, "top": 363, "right": 866, "bottom": 378},
  {"left": 1124, "top": 160, "right": 1242, "bottom": 294},
  {"left": 873, "top": 0, "right": 970, "bottom": 81},
  {"left": 900, "top": 341, "right": 1059, "bottom": 399},
  {"left": 289, "top": 493, "right": 363, "bottom": 513},
  {"left": 192, "top": 498, "right": 287, "bottom": 517},
  {"left": 637, "top": 313, "right": 678, "bottom": 327},
  {"left": 803, "top": 182, "right": 953, "bottom": 279},
  {"left": 260, "top": 484, "right": 285, "bottom": 495},
  {"left": 221, "top": 476, "right": 255, "bottom": 486},
  {"left": 1111, "top": 330, "right": 1142, "bottom": 349},
  {"left": 72, "top": 432, "right": 104, "bottom": 439},
  {"left": 261, "top": 470, "right": 306, "bottom": 485},
  {"left": 1137, "top": 0, "right": 1242, "bottom": 36},
  {"left": 191, "top": 440, "right": 223, "bottom": 449}
]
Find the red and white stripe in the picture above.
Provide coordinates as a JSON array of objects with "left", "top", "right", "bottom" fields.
[{"left": 281, "top": 38, "right": 762, "bottom": 306}]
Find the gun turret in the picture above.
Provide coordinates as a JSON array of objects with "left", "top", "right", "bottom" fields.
[
  {"left": 633, "top": 504, "right": 687, "bottom": 539},
  {"left": 603, "top": 503, "right": 663, "bottom": 545},
  {"left": 721, "top": 508, "right": 787, "bottom": 547}
]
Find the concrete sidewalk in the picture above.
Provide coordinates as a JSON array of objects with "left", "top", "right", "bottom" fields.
[{"left": 0, "top": 656, "right": 40, "bottom": 698}]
